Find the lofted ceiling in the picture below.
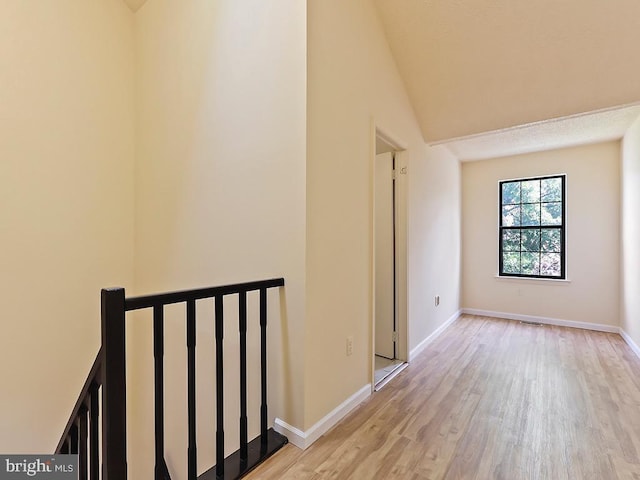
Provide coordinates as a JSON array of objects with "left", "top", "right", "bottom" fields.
[
  {"left": 440, "top": 103, "right": 640, "bottom": 161},
  {"left": 374, "top": 0, "right": 640, "bottom": 152},
  {"left": 121, "top": 1, "right": 640, "bottom": 159}
]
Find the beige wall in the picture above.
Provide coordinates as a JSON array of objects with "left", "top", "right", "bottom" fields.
[
  {"left": 0, "top": 1, "right": 135, "bottom": 452},
  {"left": 621, "top": 117, "right": 640, "bottom": 344},
  {"left": 134, "top": 0, "right": 306, "bottom": 476},
  {"left": 306, "top": 0, "right": 461, "bottom": 428},
  {"left": 462, "top": 142, "right": 620, "bottom": 326},
  {"left": 407, "top": 145, "right": 461, "bottom": 352}
]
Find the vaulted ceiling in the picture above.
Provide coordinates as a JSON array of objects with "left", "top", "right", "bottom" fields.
[
  {"left": 123, "top": 0, "right": 640, "bottom": 158},
  {"left": 374, "top": 0, "right": 640, "bottom": 151}
]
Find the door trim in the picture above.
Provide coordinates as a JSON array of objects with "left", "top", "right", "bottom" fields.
[{"left": 370, "top": 121, "right": 408, "bottom": 391}]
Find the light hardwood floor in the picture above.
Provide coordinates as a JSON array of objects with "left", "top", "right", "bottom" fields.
[{"left": 245, "top": 314, "right": 640, "bottom": 480}]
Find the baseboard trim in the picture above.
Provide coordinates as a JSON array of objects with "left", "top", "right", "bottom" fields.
[
  {"left": 409, "top": 309, "right": 461, "bottom": 361},
  {"left": 461, "top": 308, "right": 619, "bottom": 333},
  {"left": 274, "top": 384, "right": 371, "bottom": 450},
  {"left": 273, "top": 418, "right": 306, "bottom": 450},
  {"left": 619, "top": 329, "right": 640, "bottom": 360}
]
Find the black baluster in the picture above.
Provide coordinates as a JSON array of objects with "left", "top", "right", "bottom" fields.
[
  {"left": 187, "top": 300, "right": 197, "bottom": 480},
  {"left": 239, "top": 290, "right": 248, "bottom": 464},
  {"left": 260, "top": 287, "right": 268, "bottom": 450},
  {"left": 154, "top": 305, "right": 165, "bottom": 480},
  {"left": 90, "top": 382, "right": 99, "bottom": 480},
  {"left": 215, "top": 295, "right": 225, "bottom": 478},
  {"left": 70, "top": 422, "right": 79, "bottom": 454},
  {"left": 79, "top": 406, "right": 88, "bottom": 480}
]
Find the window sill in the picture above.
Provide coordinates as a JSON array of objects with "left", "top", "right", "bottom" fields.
[{"left": 495, "top": 275, "right": 571, "bottom": 284}]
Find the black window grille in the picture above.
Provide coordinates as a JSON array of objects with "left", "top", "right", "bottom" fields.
[{"left": 499, "top": 175, "right": 565, "bottom": 279}]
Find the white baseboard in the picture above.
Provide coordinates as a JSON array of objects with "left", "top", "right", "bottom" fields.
[
  {"left": 273, "top": 418, "right": 306, "bottom": 449},
  {"left": 619, "top": 329, "right": 640, "bottom": 360},
  {"left": 461, "top": 308, "right": 619, "bottom": 333},
  {"left": 409, "top": 309, "right": 461, "bottom": 361},
  {"left": 274, "top": 384, "right": 371, "bottom": 450}
]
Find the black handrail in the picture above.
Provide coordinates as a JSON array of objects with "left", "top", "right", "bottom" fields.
[
  {"left": 123, "top": 278, "right": 285, "bottom": 310},
  {"left": 56, "top": 349, "right": 102, "bottom": 454},
  {"left": 57, "top": 278, "right": 287, "bottom": 480}
]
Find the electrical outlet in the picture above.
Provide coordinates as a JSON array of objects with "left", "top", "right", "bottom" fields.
[
  {"left": 346, "top": 336, "right": 354, "bottom": 356},
  {"left": 435, "top": 295, "right": 440, "bottom": 307}
]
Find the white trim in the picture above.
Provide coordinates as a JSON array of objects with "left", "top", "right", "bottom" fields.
[
  {"left": 273, "top": 418, "right": 306, "bottom": 449},
  {"left": 494, "top": 275, "right": 571, "bottom": 284},
  {"left": 462, "top": 308, "right": 618, "bottom": 333},
  {"left": 274, "top": 384, "right": 371, "bottom": 450},
  {"left": 409, "top": 309, "right": 461, "bottom": 361},
  {"left": 619, "top": 329, "right": 640, "bottom": 360}
]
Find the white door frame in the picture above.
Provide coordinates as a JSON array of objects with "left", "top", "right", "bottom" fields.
[{"left": 370, "top": 121, "right": 408, "bottom": 390}]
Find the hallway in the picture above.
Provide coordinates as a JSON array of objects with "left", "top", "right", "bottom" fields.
[{"left": 246, "top": 315, "right": 640, "bottom": 479}]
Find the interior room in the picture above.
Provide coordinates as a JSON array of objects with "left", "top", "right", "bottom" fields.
[{"left": 1, "top": 0, "right": 640, "bottom": 478}]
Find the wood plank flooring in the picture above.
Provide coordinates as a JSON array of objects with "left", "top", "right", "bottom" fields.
[{"left": 244, "top": 315, "right": 640, "bottom": 480}]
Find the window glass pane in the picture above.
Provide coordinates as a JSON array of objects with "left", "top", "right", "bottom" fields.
[
  {"left": 541, "top": 202, "right": 562, "bottom": 225},
  {"left": 521, "top": 203, "right": 540, "bottom": 226},
  {"left": 503, "top": 253, "right": 520, "bottom": 273},
  {"left": 521, "top": 180, "right": 540, "bottom": 203},
  {"left": 502, "top": 205, "right": 521, "bottom": 226},
  {"left": 502, "top": 182, "right": 521, "bottom": 205},
  {"left": 541, "top": 177, "right": 562, "bottom": 202},
  {"left": 502, "top": 230, "right": 520, "bottom": 252},
  {"left": 521, "top": 229, "right": 540, "bottom": 252},
  {"left": 521, "top": 252, "right": 540, "bottom": 275},
  {"left": 541, "top": 228, "right": 561, "bottom": 253},
  {"left": 541, "top": 253, "right": 561, "bottom": 276}
]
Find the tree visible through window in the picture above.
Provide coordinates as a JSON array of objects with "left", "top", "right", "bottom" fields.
[{"left": 499, "top": 175, "right": 565, "bottom": 279}]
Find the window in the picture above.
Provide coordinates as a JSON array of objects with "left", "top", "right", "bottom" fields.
[{"left": 499, "top": 175, "right": 565, "bottom": 279}]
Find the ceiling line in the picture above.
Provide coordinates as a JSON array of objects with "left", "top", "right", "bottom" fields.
[{"left": 427, "top": 101, "right": 640, "bottom": 147}]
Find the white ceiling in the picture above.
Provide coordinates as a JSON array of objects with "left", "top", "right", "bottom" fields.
[
  {"left": 374, "top": 0, "right": 640, "bottom": 144},
  {"left": 438, "top": 104, "right": 640, "bottom": 162}
]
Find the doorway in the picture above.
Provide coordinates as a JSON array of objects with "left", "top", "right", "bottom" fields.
[{"left": 373, "top": 131, "right": 407, "bottom": 389}]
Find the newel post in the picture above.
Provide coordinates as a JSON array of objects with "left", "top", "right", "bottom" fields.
[{"left": 101, "top": 288, "right": 128, "bottom": 480}]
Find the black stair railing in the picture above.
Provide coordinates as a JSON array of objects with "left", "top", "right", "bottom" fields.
[
  {"left": 56, "top": 349, "right": 102, "bottom": 480},
  {"left": 57, "top": 278, "right": 287, "bottom": 480}
]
